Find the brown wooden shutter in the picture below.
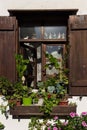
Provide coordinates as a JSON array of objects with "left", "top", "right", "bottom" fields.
[
  {"left": 69, "top": 15, "right": 87, "bottom": 96},
  {"left": 0, "top": 17, "right": 18, "bottom": 82}
]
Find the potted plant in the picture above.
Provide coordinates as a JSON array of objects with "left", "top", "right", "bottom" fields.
[
  {"left": 22, "top": 90, "right": 33, "bottom": 106},
  {"left": 14, "top": 54, "right": 32, "bottom": 106},
  {"left": 40, "top": 92, "right": 60, "bottom": 115},
  {"left": 22, "top": 96, "right": 32, "bottom": 106},
  {"left": 0, "top": 122, "right": 5, "bottom": 130}
]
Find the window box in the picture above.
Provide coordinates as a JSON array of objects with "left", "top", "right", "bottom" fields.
[{"left": 10, "top": 105, "right": 76, "bottom": 118}]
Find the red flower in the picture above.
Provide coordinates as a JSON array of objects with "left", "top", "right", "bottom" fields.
[{"left": 48, "top": 94, "right": 51, "bottom": 99}]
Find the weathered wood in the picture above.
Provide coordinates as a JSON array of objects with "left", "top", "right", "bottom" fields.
[
  {"left": 10, "top": 105, "right": 76, "bottom": 117},
  {"left": 0, "top": 17, "right": 18, "bottom": 82},
  {"left": 69, "top": 15, "right": 87, "bottom": 95}
]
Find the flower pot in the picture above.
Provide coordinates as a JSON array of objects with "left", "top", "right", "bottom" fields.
[
  {"left": 8, "top": 99, "right": 21, "bottom": 106},
  {"left": 22, "top": 97, "right": 32, "bottom": 106},
  {"left": 59, "top": 100, "right": 68, "bottom": 106},
  {"left": 16, "top": 100, "right": 21, "bottom": 106}
]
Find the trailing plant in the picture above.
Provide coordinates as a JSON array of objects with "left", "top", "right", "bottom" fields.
[
  {"left": 28, "top": 117, "right": 42, "bottom": 130},
  {"left": 45, "top": 52, "right": 69, "bottom": 90},
  {"left": 0, "top": 103, "right": 8, "bottom": 119},
  {"left": 40, "top": 92, "right": 60, "bottom": 116},
  {"left": 28, "top": 117, "right": 47, "bottom": 130}
]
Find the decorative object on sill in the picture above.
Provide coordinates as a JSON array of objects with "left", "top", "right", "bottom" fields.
[
  {"left": 61, "top": 33, "right": 65, "bottom": 39},
  {"left": 49, "top": 32, "right": 52, "bottom": 39},
  {"left": 0, "top": 122, "right": 5, "bottom": 130},
  {"left": 24, "top": 36, "right": 29, "bottom": 39},
  {"left": 57, "top": 32, "right": 61, "bottom": 39},
  {"left": 44, "top": 32, "right": 48, "bottom": 39}
]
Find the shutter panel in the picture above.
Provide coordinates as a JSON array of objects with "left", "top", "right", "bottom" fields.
[
  {"left": 69, "top": 15, "right": 87, "bottom": 95},
  {"left": 0, "top": 17, "right": 18, "bottom": 82}
]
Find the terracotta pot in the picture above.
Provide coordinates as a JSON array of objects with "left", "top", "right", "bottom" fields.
[
  {"left": 8, "top": 99, "right": 21, "bottom": 106},
  {"left": 16, "top": 100, "right": 21, "bottom": 106},
  {"left": 59, "top": 100, "right": 68, "bottom": 106}
]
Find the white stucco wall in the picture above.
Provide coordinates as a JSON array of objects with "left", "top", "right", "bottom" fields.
[
  {"left": 0, "top": 0, "right": 87, "bottom": 130},
  {"left": 0, "top": 0, "right": 87, "bottom": 15}
]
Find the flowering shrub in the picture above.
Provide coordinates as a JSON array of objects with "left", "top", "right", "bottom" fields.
[{"left": 45, "top": 112, "right": 87, "bottom": 130}]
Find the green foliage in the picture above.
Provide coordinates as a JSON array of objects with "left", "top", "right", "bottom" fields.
[
  {"left": 36, "top": 52, "right": 69, "bottom": 116},
  {"left": 0, "top": 76, "right": 14, "bottom": 98},
  {"left": 13, "top": 81, "right": 29, "bottom": 99},
  {"left": 45, "top": 53, "right": 60, "bottom": 69},
  {"left": 28, "top": 117, "right": 43, "bottom": 130},
  {"left": 15, "top": 54, "right": 29, "bottom": 81},
  {"left": 0, "top": 122, "right": 5, "bottom": 129},
  {"left": 40, "top": 93, "right": 60, "bottom": 116}
]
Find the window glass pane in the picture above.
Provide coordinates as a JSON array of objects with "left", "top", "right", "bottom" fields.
[
  {"left": 20, "top": 27, "right": 41, "bottom": 39},
  {"left": 37, "top": 45, "right": 42, "bottom": 81},
  {"left": 44, "top": 26, "right": 66, "bottom": 39}
]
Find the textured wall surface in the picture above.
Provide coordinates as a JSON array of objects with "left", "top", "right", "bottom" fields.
[{"left": 0, "top": 0, "right": 87, "bottom": 15}]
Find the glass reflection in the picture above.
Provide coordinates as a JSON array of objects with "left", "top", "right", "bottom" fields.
[
  {"left": 20, "top": 27, "right": 41, "bottom": 39},
  {"left": 46, "top": 45, "right": 63, "bottom": 75}
]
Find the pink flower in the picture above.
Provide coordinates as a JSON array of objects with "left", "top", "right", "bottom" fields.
[
  {"left": 81, "top": 112, "right": 87, "bottom": 116},
  {"left": 63, "top": 121, "right": 68, "bottom": 126},
  {"left": 48, "top": 127, "right": 51, "bottom": 130},
  {"left": 53, "top": 127, "right": 58, "bottom": 130},
  {"left": 82, "top": 121, "right": 87, "bottom": 127},
  {"left": 70, "top": 112, "right": 76, "bottom": 118},
  {"left": 54, "top": 116, "right": 58, "bottom": 120},
  {"left": 46, "top": 123, "right": 51, "bottom": 127}
]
